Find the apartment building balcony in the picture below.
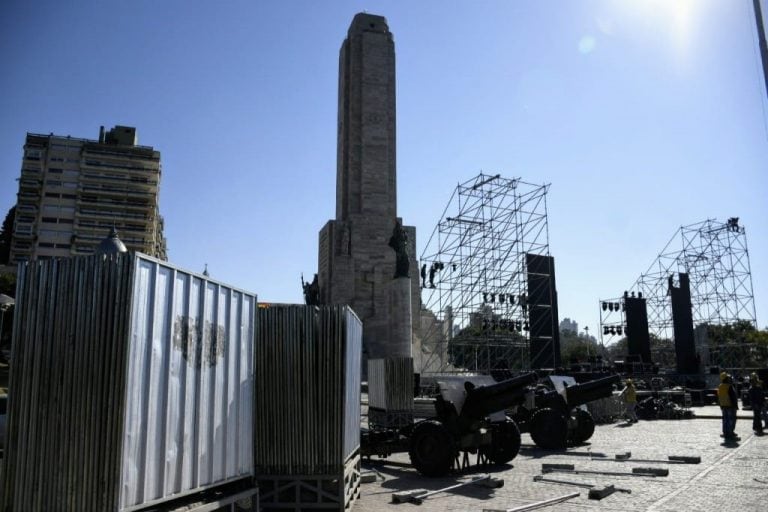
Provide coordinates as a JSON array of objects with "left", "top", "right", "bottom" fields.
[
  {"left": 16, "top": 203, "right": 38, "bottom": 214},
  {"left": 19, "top": 178, "right": 42, "bottom": 189},
  {"left": 12, "top": 230, "right": 34, "bottom": 240},
  {"left": 78, "top": 183, "right": 156, "bottom": 199},
  {"left": 75, "top": 208, "right": 152, "bottom": 222},
  {"left": 75, "top": 196, "right": 155, "bottom": 212},
  {"left": 17, "top": 191, "right": 40, "bottom": 201},
  {"left": 79, "top": 172, "right": 158, "bottom": 190},
  {"left": 75, "top": 221, "right": 153, "bottom": 236}
]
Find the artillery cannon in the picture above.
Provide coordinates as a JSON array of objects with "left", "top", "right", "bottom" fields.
[
  {"left": 409, "top": 372, "right": 539, "bottom": 476},
  {"left": 512, "top": 374, "right": 620, "bottom": 449},
  {"left": 362, "top": 371, "right": 538, "bottom": 477}
]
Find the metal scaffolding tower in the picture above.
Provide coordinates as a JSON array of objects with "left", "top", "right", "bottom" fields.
[
  {"left": 416, "top": 173, "right": 552, "bottom": 375},
  {"left": 599, "top": 218, "right": 757, "bottom": 368}
]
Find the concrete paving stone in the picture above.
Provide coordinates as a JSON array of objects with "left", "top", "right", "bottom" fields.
[{"left": 356, "top": 415, "right": 768, "bottom": 511}]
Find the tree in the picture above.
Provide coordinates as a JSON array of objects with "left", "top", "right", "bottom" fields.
[
  {"left": 706, "top": 321, "right": 768, "bottom": 367},
  {"left": 559, "top": 329, "right": 601, "bottom": 364},
  {"left": 604, "top": 334, "right": 676, "bottom": 368},
  {"left": 605, "top": 337, "right": 628, "bottom": 362},
  {"left": 0, "top": 205, "right": 15, "bottom": 264},
  {"left": 447, "top": 323, "right": 527, "bottom": 371},
  {"left": 707, "top": 320, "right": 759, "bottom": 345},
  {"left": 0, "top": 273, "right": 15, "bottom": 297}
]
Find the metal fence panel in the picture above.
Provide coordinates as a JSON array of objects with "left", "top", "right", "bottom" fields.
[
  {"left": 367, "top": 357, "right": 414, "bottom": 411},
  {"left": 254, "top": 304, "right": 361, "bottom": 476},
  {"left": 1, "top": 255, "right": 135, "bottom": 511},
  {"left": 343, "top": 308, "right": 363, "bottom": 460}
]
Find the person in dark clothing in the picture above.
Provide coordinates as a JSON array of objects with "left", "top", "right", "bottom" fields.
[
  {"left": 717, "top": 372, "right": 739, "bottom": 440},
  {"left": 748, "top": 374, "right": 765, "bottom": 435}
]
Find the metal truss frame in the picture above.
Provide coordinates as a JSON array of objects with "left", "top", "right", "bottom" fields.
[
  {"left": 598, "top": 218, "right": 757, "bottom": 365},
  {"left": 416, "top": 173, "right": 551, "bottom": 374}
]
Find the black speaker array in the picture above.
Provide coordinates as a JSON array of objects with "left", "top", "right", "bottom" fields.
[
  {"left": 624, "top": 296, "right": 652, "bottom": 364},
  {"left": 669, "top": 273, "right": 698, "bottom": 374},
  {"left": 526, "top": 253, "right": 561, "bottom": 369}
]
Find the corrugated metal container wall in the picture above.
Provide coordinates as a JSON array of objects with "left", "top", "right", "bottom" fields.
[
  {"left": 119, "top": 255, "right": 256, "bottom": 511},
  {"left": 342, "top": 307, "right": 363, "bottom": 460},
  {"left": 254, "top": 305, "right": 361, "bottom": 475},
  {"left": 0, "top": 253, "right": 256, "bottom": 512},
  {"left": 367, "top": 357, "right": 414, "bottom": 411}
]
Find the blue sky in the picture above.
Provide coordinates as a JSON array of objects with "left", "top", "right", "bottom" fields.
[{"left": 1, "top": 0, "right": 766, "bottom": 343}]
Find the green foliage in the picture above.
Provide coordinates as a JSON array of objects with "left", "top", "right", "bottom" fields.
[
  {"left": 447, "top": 324, "right": 527, "bottom": 371},
  {"left": 707, "top": 321, "right": 768, "bottom": 367},
  {"left": 604, "top": 322, "right": 768, "bottom": 368},
  {"left": 649, "top": 335, "right": 676, "bottom": 368},
  {"left": 0, "top": 205, "right": 15, "bottom": 264},
  {"left": 605, "top": 334, "right": 676, "bottom": 367},
  {"left": 560, "top": 329, "right": 600, "bottom": 363},
  {"left": 707, "top": 320, "right": 761, "bottom": 345},
  {"left": 605, "top": 337, "right": 628, "bottom": 362},
  {"left": 0, "top": 273, "right": 16, "bottom": 297}
]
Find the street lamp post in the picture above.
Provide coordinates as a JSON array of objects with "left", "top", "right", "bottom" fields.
[{"left": 584, "top": 326, "right": 590, "bottom": 364}]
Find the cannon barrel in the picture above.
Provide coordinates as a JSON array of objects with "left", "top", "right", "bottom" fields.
[
  {"left": 564, "top": 374, "right": 621, "bottom": 407},
  {"left": 460, "top": 371, "right": 539, "bottom": 420}
]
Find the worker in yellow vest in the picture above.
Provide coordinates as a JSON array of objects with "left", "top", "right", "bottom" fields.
[
  {"left": 621, "top": 379, "right": 638, "bottom": 423},
  {"left": 717, "top": 372, "right": 739, "bottom": 440}
]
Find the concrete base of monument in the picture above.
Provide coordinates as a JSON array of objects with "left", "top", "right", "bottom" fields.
[{"left": 388, "top": 276, "right": 413, "bottom": 359}]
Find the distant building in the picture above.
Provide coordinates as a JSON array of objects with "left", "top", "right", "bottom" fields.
[
  {"left": 9, "top": 126, "right": 167, "bottom": 262},
  {"left": 560, "top": 317, "right": 578, "bottom": 334}
]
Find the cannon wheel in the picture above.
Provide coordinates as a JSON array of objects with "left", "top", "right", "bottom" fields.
[
  {"left": 480, "top": 417, "right": 521, "bottom": 464},
  {"left": 571, "top": 409, "right": 596, "bottom": 444},
  {"left": 529, "top": 407, "right": 568, "bottom": 449},
  {"left": 408, "top": 420, "right": 456, "bottom": 477}
]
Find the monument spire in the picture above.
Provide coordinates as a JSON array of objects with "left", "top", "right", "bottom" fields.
[
  {"left": 318, "top": 13, "right": 418, "bottom": 363},
  {"left": 336, "top": 13, "right": 397, "bottom": 222}
]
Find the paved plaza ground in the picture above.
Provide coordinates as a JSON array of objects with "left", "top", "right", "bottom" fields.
[{"left": 357, "top": 407, "right": 768, "bottom": 511}]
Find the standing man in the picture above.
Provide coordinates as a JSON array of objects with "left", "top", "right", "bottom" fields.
[
  {"left": 747, "top": 374, "right": 765, "bottom": 435},
  {"left": 717, "top": 372, "right": 739, "bottom": 440},
  {"left": 621, "top": 379, "right": 638, "bottom": 423}
]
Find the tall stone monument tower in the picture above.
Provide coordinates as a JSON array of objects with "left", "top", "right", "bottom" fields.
[{"left": 318, "top": 13, "right": 419, "bottom": 361}]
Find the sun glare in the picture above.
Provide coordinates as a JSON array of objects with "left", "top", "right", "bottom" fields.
[{"left": 622, "top": 0, "right": 699, "bottom": 64}]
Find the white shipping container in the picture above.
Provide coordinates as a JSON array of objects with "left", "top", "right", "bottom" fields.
[
  {"left": 119, "top": 255, "right": 256, "bottom": 510},
  {"left": 1, "top": 253, "right": 256, "bottom": 512}
]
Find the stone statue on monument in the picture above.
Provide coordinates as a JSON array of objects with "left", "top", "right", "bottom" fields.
[
  {"left": 388, "top": 220, "right": 410, "bottom": 278},
  {"left": 301, "top": 273, "right": 321, "bottom": 305}
]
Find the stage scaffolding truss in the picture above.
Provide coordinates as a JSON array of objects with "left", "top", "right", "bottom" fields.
[
  {"left": 416, "top": 173, "right": 552, "bottom": 375},
  {"left": 599, "top": 218, "right": 757, "bottom": 369}
]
